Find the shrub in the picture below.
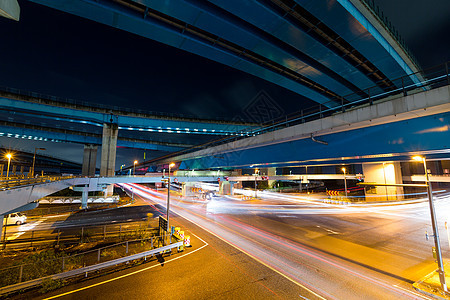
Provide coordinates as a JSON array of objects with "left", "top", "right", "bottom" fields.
[{"left": 40, "top": 278, "right": 65, "bottom": 294}]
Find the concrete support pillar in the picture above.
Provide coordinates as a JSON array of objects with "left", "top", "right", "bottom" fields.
[
  {"left": 232, "top": 169, "right": 243, "bottom": 189},
  {"left": 105, "top": 184, "right": 114, "bottom": 197},
  {"left": 82, "top": 144, "right": 98, "bottom": 176},
  {"left": 362, "top": 162, "right": 403, "bottom": 202},
  {"left": 219, "top": 181, "right": 232, "bottom": 195},
  {"left": 81, "top": 185, "right": 89, "bottom": 210},
  {"left": 100, "top": 123, "right": 118, "bottom": 177},
  {"left": 182, "top": 182, "right": 197, "bottom": 197},
  {"left": 267, "top": 167, "right": 276, "bottom": 188}
]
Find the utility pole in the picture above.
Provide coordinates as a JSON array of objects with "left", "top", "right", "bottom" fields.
[
  {"left": 414, "top": 156, "right": 447, "bottom": 292},
  {"left": 342, "top": 167, "right": 348, "bottom": 197},
  {"left": 167, "top": 163, "right": 175, "bottom": 231},
  {"left": 31, "top": 148, "right": 46, "bottom": 177}
]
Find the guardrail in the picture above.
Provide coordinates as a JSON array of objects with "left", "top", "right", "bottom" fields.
[{"left": 0, "top": 234, "right": 183, "bottom": 295}]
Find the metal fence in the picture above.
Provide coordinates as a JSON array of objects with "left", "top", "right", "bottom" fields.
[
  {"left": 0, "top": 233, "right": 179, "bottom": 289},
  {"left": 25, "top": 202, "right": 126, "bottom": 217},
  {"left": 2, "top": 222, "right": 158, "bottom": 250}
]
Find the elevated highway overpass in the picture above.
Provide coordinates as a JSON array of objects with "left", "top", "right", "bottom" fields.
[
  {"left": 3, "top": 0, "right": 444, "bottom": 178},
  {"left": 160, "top": 84, "right": 450, "bottom": 169},
  {"left": 27, "top": 0, "right": 423, "bottom": 106}
]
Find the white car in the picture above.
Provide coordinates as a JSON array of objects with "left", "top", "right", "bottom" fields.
[{"left": 4, "top": 212, "right": 27, "bottom": 225}]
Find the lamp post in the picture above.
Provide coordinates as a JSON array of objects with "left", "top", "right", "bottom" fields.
[
  {"left": 31, "top": 147, "right": 46, "bottom": 177},
  {"left": 167, "top": 162, "right": 175, "bottom": 231},
  {"left": 5, "top": 153, "right": 12, "bottom": 179},
  {"left": 413, "top": 156, "right": 447, "bottom": 292},
  {"left": 342, "top": 167, "right": 348, "bottom": 197},
  {"left": 254, "top": 168, "right": 259, "bottom": 198},
  {"left": 133, "top": 160, "right": 138, "bottom": 176}
]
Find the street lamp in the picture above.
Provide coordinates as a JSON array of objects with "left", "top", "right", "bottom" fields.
[
  {"left": 413, "top": 155, "right": 447, "bottom": 292},
  {"left": 254, "top": 168, "right": 259, "bottom": 198},
  {"left": 5, "top": 153, "right": 12, "bottom": 179},
  {"left": 31, "top": 147, "right": 46, "bottom": 177},
  {"left": 167, "top": 162, "right": 175, "bottom": 231},
  {"left": 133, "top": 160, "right": 138, "bottom": 176},
  {"left": 342, "top": 167, "right": 348, "bottom": 197}
]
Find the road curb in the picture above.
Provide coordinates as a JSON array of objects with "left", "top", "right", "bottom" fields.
[{"left": 413, "top": 266, "right": 450, "bottom": 300}]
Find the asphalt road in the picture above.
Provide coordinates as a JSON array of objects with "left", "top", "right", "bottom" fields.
[{"left": 18, "top": 184, "right": 450, "bottom": 299}]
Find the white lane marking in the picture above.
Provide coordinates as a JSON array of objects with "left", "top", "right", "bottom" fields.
[
  {"left": 44, "top": 241, "right": 209, "bottom": 299},
  {"left": 7, "top": 218, "right": 46, "bottom": 241},
  {"left": 173, "top": 208, "right": 327, "bottom": 300},
  {"left": 316, "top": 225, "right": 339, "bottom": 235}
]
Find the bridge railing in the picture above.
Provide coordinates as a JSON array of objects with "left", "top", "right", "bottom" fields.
[
  {"left": 361, "top": 0, "right": 420, "bottom": 69},
  {"left": 0, "top": 175, "right": 78, "bottom": 191},
  {"left": 0, "top": 86, "right": 231, "bottom": 122},
  {"left": 150, "top": 61, "right": 449, "bottom": 161}
]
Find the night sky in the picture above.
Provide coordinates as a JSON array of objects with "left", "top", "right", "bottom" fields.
[{"left": 0, "top": 0, "right": 449, "bottom": 168}]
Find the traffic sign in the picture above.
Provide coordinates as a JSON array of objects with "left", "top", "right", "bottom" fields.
[{"left": 159, "top": 216, "right": 168, "bottom": 233}]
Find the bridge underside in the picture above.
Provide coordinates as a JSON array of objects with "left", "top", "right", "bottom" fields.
[
  {"left": 29, "top": 0, "right": 420, "bottom": 108},
  {"left": 179, "top": 111, "right": 450, "bottom": 169},
  {"left": 166, "top": 86, "right": 450, "bottom": 169}
]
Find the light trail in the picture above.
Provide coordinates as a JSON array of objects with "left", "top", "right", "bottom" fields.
[
  {"left": 217, "top": 215, "right": 418, "bottom": 298},
  {"left": 120, "top": 183, "right": 428, "bottom": 299}
]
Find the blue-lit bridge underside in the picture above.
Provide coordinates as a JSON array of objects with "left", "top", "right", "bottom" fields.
[
  {"left": 0, "top": 89, "right": 258, "bottom": 150},
  {"left": 164, "top": 86, "right": 450, "bottom": 169},
  {"left": 179, "top": 111, "right": 450, "bottom": 169},
  {"left": 30, "top": 0, "right": 421, "bottom": 108}
]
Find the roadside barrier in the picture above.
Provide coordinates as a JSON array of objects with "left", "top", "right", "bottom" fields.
[
  {"left": 184, "top": 235, "right": 191, "bottom": 247},
  {"left": 171, "top": 226, "right": 190, "bottom": 252},
  {"left": 323, "top": 199, "right": 352, "bottom": 205},
  {"left": 0, "top": 235, "right": 182, "bottom": 296}
]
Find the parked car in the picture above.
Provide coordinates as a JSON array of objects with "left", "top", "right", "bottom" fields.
[{"left": 4, "top": 212, "right": 27, "bottom": 225}]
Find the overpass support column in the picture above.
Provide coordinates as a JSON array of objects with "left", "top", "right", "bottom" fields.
[
  {"left": 232, "top": 169, "right": 242, "bottom": 189},
  {"left": 101, "top": 123, "right": 118, "bottom": 197},
  {"left": 182, "top": 182, "right": 196, "bottom": 197},
  {"left": 219, "top": 181, "right": 232, "bottom": 195},
  {"left": 362, "top": 162, "right": 403, "bottom": 202},
  {"left": 81, "top": 185, "right": 89, "bottom": 210},
  {"left": 100, "top": 123, "right": 118, "bottom": 177},
  {"left": 82, "top": 144, "right": 98, "bottom": 176},
  {"left": 267, "top": 167, "right": 276, "bottom": 189}
]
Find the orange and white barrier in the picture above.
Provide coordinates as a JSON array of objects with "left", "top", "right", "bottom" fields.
[{"left": 184, "top": 235, "right": 191, "bottom": 247}]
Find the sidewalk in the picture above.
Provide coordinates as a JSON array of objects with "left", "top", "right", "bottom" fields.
[{"left": 414, "top": 262, "right": 450, "bottom": 299}]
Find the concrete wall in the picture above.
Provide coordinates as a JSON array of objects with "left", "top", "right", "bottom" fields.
[{"left": 362, "top": 162, "right": 403, "bottom": 201}]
